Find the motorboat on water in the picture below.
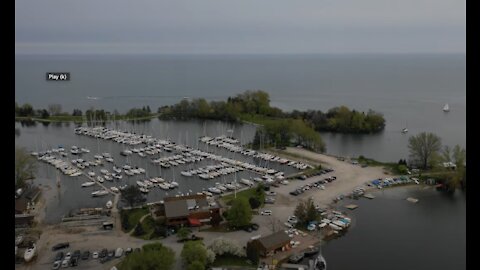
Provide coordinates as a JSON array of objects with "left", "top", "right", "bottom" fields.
[
  {"left": 288, "top": 252, "right": 305, "bottom": 263},
  {"left": 24, "top": 243, "right": 36, "bottom": 262},
  {"left": 81, "top": 181, "right": 96, "bottom": 187},
  {"left": 97, "top": 176, "right": 104, "bottom": 183},
  {"left": 402, "top": 128, "right": 408, "bottom": 133},
  {"left": 88, "top": 171, "right": 96, "bottom": 177},
  {"left": 170, "top": 181, "right": 179, "bottom": 188},
  {"left": 314, "top": 253, "right": 327, "bottom": 270},
  {"left": 110, "top": 187, "right": 119, "bottom": 193}
]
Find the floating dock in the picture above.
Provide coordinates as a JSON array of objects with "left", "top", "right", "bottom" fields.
[
  {"left": 406, "top": 197, "right": 419, "bottom": 203},
  {"left": 344, "top": 204, "right": 358, "bottom": 210},
  {"left": 364, "top": 194, "right": 375, "bottom": 199}
]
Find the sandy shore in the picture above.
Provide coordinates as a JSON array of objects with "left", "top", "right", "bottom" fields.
[{"left": 264, "top": 147, "right": 390, "bottom": 222}]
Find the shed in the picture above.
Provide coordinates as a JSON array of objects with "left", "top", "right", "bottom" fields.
[{"left": 249, "top": 231, "right": 291, "bottom": 257}]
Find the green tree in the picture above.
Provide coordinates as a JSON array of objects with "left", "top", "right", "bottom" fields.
[
  {"left": 187, "top": 261, "right": 205, "bottom": 270},
  {"left": 181, "top": 241, "right": 208, "bottom": 266},
  {"left": 452, "top": 145, "right": 466, "bottom": 168},
  {"left": 121, "top": 185, "right": 146, "bottom": 207},
  {"left": 226, "top": 197, "right": 252, "bottom": 228},
  {"left": 134, "top": 222, "right": 145, "bottom": 236},
  {"left": 18, "top": 103, "right": 34, "bottom": 117},
  {"left": 248, "top": 197, "right": 261, "bottom": 209},
  {"left": 177, "top": 227, "right": 191, "bottom": 240},
  {"left": 293, "top": 201, "right": 307, "bottom": 226},
  {"left": 304, "top": 197, "right": 318, "bottom": 224},
  {"left": 15, "top": 146, "right": 37, "bottom": 188},
  {"left": 397, "top": 165, "right": 408, "bottom": 174},
  {"left": 408, "top": 132, "right": 442, "bottom": 169},
  {"left": 119, "top": 242, "right": 175, "bottom": 270},
  {"left": 40, "top": 109, "right": 50, "bottom": 119}
]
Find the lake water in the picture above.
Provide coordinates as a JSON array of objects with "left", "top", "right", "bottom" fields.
[
  {"left": 322, "top": 186, "right": 466, "bottom": 270},
  {"left": 15, "top": 54, "right": 465, "bottom": 162}
]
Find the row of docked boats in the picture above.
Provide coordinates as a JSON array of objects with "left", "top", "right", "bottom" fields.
[
  {"left": 36, "top": 154, "right": 83, "bottom": 177},
  {"left": 136, "top": 177, "right": 179, "bottom": 193},
  {"left": 199, "top": 135, "right": 312, "bottom": 169},
  {"left": 152, "top": 153, "right": 205, "bottom": 168},
  {"left": 318, "top": 210, "right": 351, "bottom": 233},
  {"left": 182, "top": 163, "right": 244, "bottom": 179}
]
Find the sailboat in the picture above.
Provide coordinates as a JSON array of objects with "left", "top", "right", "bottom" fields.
[
  {"left": 402, "top": 122, "right": 408, "bottom": 134},
  {"left": 443, "top": 103, "right": 450, "bottom": 112}
]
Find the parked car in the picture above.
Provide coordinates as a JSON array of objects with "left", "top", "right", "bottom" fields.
[
  {"left": 284, "top": 222, "right": 294, "bottom": 229},
  {"left": 108, "top": 250, "right": 115, "bottom": 258},
  {"left": 64, "top": 252, "right": 71, "bottom": 261},
  {"left": 69, "top": 257, "right": 78, "bottom": 267},
  {"left": 81, "top": 251, "right": 90, "bottom": 260},
  {"left": 264, "top": 197, "right": 275, "bottom": 204},
  {"left": 99, "top": 249, "right": 108, "bottom": 258},
  {"left": 251, "top": 223, "right": 259, "bottom": 231},
  {"left": 260, "top": 210, "right": 272, "bottom": 216},
  {"left": 52, "top": 261, "right": 61, "bottom": 270},
  {"left": 54, "top": 252, "right": 64, "bottom": 262},
  {"left": 307, "top": 223, "right": 317, "bottom": 231},
  {"left": 72, "top": 250, "right": 81, "bottom": 260},
  {"left": 52, "top": 243, "right": 70, "bottom": 251},
  {"left": 266, "top": 191, "right": 276, "bottom": 196},
  {"left": 61, "top": 259, "right": 69, "bottom": 268},
  {"left": 115, "top": 248, "right": 124, "bottom": 258},
  {"left": 92, "top": 251, "right": 99, "bottom": 259},
  {"left": 125, "top": 248, "right": 133, "bottom": 255}
]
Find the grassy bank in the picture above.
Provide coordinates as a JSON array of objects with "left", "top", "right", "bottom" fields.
[
  {"left": 221, "top": 187, "right": 265, "bottom": 207},
  {"left": 15, "top": 114, "right": 159, "bottom": 123},
  {"left": 120, "top": 207, "right": 150, "bottom": 232}
]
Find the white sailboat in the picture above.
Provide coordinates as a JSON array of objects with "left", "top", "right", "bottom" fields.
[
  {"left": 402, "top": 121, "right": 408, "bottom": 134},
  {"left": 443, "top": 103, "right": 450, "bottom": 112}
]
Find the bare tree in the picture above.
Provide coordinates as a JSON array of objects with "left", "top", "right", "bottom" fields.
[
  {"left": 408, "top": 132, "right": 442, "bottom": 169},
  {"left": 48, "top": 104, "right": 62, "bottom": 116}
]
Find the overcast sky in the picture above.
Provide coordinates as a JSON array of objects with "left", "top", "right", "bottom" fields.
[{"left": 15, "top": 0, "right": 465, "bottom": 55}]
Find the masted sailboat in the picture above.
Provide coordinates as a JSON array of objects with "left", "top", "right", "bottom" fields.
[{"left": 443, "top": 103, "right": 450, "bottom": 112}]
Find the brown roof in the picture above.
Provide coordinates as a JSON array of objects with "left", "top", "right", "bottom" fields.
[
  {"left": 164, "top": 200, "right": 189, "bottom": 218},
  {"left": 256, "top": 231, "right": 291, "bottom": 250},
  {"left": 15, "top": 198, "right": 29, "bottom": 213}
]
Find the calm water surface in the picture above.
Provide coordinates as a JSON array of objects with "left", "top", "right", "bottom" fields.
[
  {"left": 322, "top": 186, "right": 466, "bottom": 270},
  {"left": 15, "top": 54, "right": 466, "bottom": 161}
]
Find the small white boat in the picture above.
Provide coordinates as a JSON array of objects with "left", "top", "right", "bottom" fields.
[
  {"left": 100, "top": 169, "right": 109, "bottom": 175},
  {"left": 402, "top": 128, "right": 408, "bottom": 134},
  {"left": 105, "top": 157, "right": 114, "bottom": 163},
  {"left": 111, "top": 187, "right": 119, "bottom": 193},
  {"left": 104, "top": 175, "right": 113, "bottom": 181},
  {"left": 139, "top": 188, "right": 149, "bottom": 193},
  {"left": 181, "top": 171, "right": 192, "bottom": 177},
  {"left": 92, "top": 190, "right": 109, "bottom": 197},
  {"left": 24, "top": 243, "right": 36, "bottom": 262},
  {"left": 70, "top": 172, "right": 83, "bottom": 177},
  {"left": 136, "top": 181, "right": 146, "bottom": 187},
  {"left": 81, "top": 181, "right": 96, "bottom": 187},
  {"left": 443, "top": 103, "right": 450, "bottom": 112},
  {"left": 88, "top": 171, "right": 96, "bottom": 177},
  {"left": 81, "top": 148, "right": 90, "bottom": 153},
  {"left": 106, "top": 200, "right": 113, "bottom": 209}
]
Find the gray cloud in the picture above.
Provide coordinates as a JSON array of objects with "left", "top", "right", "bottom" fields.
[{"left": 15, "top": 0, "right": 465, "bottom": 54}]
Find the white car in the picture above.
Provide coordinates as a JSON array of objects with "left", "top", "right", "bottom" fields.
[
  {"left": 61, "top": 259, "right": 69, "bottom": 268},
  {"left": 288, "top": 216, "right": 298, "bottom": 224},
  {"left": 260, "top": 210, "right": 272, "bottom": 216},
  {"left": 92, "top": 251, "right": 99, "bottom": 259},
  {"left": 284, "top": 222, "right": 294, "bottom": 228}
]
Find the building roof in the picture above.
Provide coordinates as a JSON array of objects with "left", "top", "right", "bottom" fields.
[
  {"left": 15, "top": 198, "right": 29, "bottom": 213},
  {"left": 256, "top": 231, "right": 290, "bottom": 250},
  {"left": 164, "top": 200, "right": 189, "bottom": 218}
]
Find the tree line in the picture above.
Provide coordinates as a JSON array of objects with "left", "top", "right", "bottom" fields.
[
  {"left": 15, "top": 102, "right": 155, "bottom": 122},
  {"left": 157, "top": 90, "right": 385, "bottom": 134}
]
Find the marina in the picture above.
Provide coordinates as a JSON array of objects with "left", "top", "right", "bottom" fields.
[{"left": 18, "top": 121, "right": 310, "bottom": 223}]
